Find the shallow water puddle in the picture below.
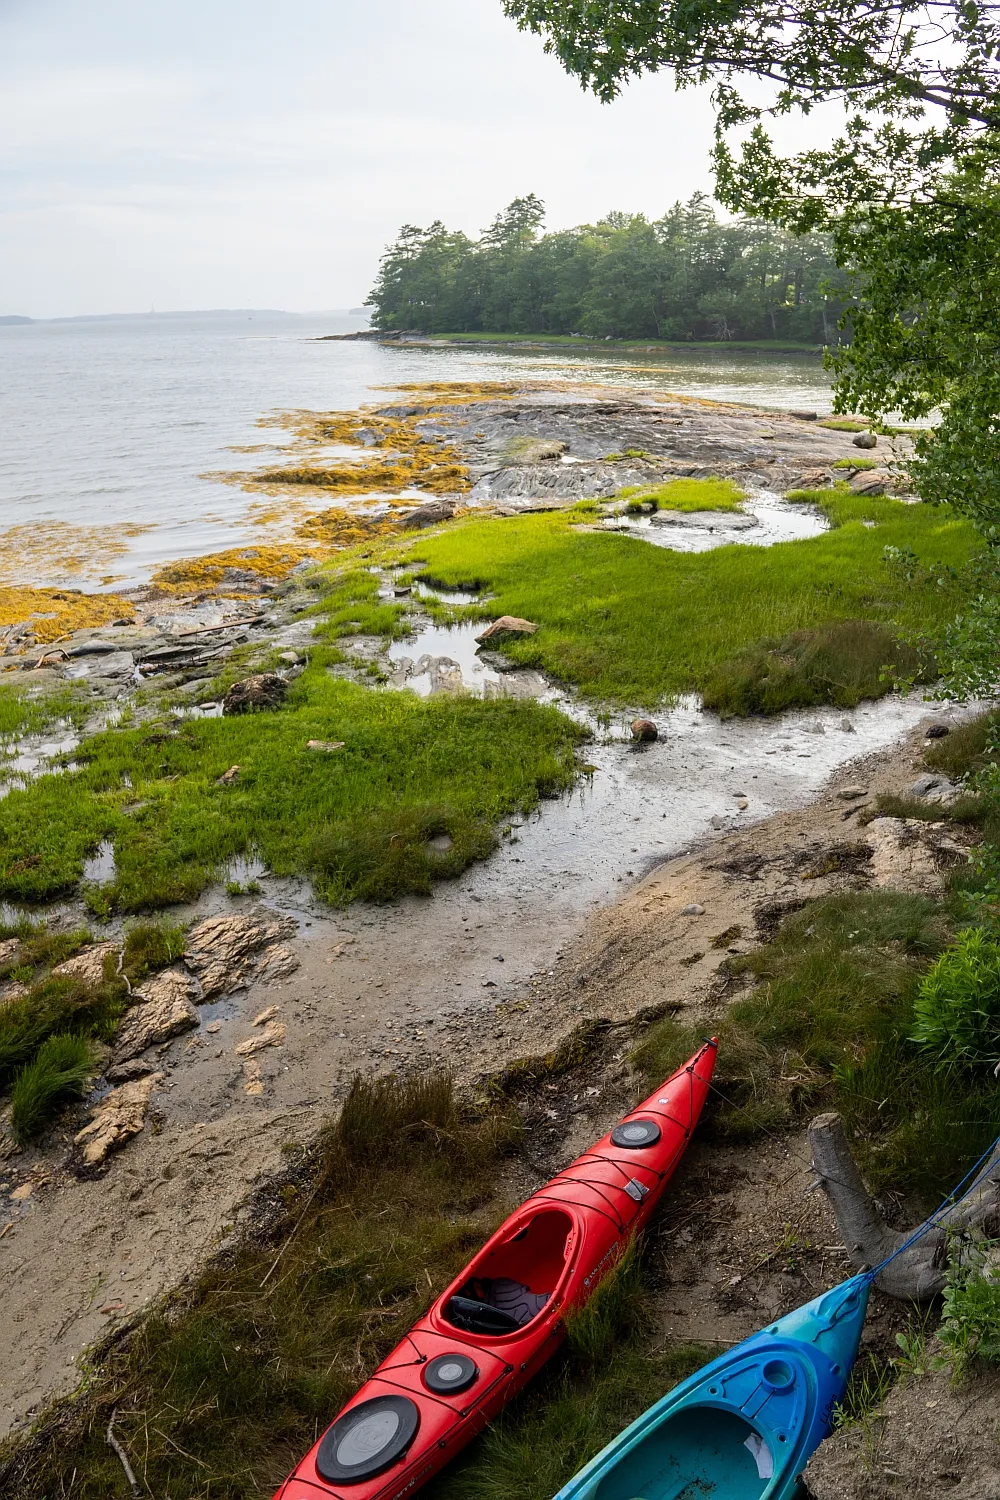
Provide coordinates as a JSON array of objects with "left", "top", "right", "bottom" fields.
[
  {"left": 603, "top": 491, "right": 827, "bottom": 553},
  {"left": 83, "top": 839, "right": 116, "bottom": 884},
  {"left": 382, "top": 615, "right": 950, "bottom": 919}
]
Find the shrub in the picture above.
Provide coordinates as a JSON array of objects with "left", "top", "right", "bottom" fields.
[
  {"left": 911, "top": 926, "right": 1000, "bottom": 1069},
  {"left": 9, "top": 1034, "right": 98, "bottom": 1141},
  {"left": 938, "top": 1239, "right": 1000, "bottom": 1377}
]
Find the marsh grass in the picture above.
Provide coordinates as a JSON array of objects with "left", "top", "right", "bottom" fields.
[
  {"left": 819, "top": 417, "right": 869, "bottom": 432},
  {"left": 925, "top": 711, "right": 1000, "bottom": 780},
  {"left": 632, "top": 891, "right": 999, "bottom": 1200},
  {"left": 9, "top": 1033, "right": 99, "bottom": 1141},
  {"left": 700, "top": 619, "right": 930, "bottom": 717},
  {"left": 0, "top": 658, "right": 583, "bottom": 908},
  {"left": 405, "top": 493, "right": 977, "bottom": 707},
  {"left": 0, "top": 684, "right": 86, "bottom": 742},
  {"left": 0, "top": 973, "right": 126, "bottom": 1091},
  {"left": 622, "top": 477, "right": 745, "bottom": 513},
  {"left": 0, "top": 1074, "right": 519, "bottom": 1500}
]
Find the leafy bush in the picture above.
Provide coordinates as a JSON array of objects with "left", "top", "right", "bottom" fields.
[
  {"left": 911, "top": 926, "right": 1000, "bottom": 1069},
  {"left": 939, "top": 1239, "right": 1000, "bottom": 1377},
  {"left": 9, "top": 1034, "right": 98, "bottom": 1141}
]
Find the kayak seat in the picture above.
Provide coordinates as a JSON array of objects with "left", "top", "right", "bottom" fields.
[{"left": 446, "top": 1277, "right": 551, "bottom": 1335}]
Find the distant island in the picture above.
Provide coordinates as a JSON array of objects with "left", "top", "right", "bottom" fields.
[
  {"left": 367, "top": 193, "right": 848, "bottom": 346},
  {"left": 0, "top": 315, "right": 33, "bottom": 325}
]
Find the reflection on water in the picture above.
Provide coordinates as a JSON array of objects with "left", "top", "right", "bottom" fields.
[
  {"left": 0, "top": 311, "right": 832, "bottom": 591},
  {"left": 605, "top": 491, "right": 828, "bottom": 553}
]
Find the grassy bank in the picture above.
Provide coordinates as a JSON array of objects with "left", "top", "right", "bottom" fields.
[
  {"left": 404, "top": 493, "right": 978, "bottom": 709},
  {"left": 0, "top": 1073, "right": 713, "bottom": 1500},
  {"left": 0, "top": 652, "right": 583, "bottom": 909},
  {"left": 416, "top": 332, "right": 823, "bottom": 355}
]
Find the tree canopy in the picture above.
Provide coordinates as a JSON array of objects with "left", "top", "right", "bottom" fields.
[{"left": 367, "top": 195, "right": 844, "bottom": 343}]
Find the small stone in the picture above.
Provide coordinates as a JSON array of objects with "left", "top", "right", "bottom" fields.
[
  {"left": 925, "top": 723, "right": 950, "bottom": 739},
  {"left": 734, "top": 797, "right": 749, "bottom": 810},
  {"left": 428, "top": 833, "right": 454, "bottom": 853},
  {"left": 306, "top": 739, "right": 345, "bottom": 753},
  {"left": 838, "top": 785, "right": 868, "bottom": 800},
  {"left": 252, "top": 1004, "right": 279, "bottom": 1027},
  {"left": 910, "top": 773, "right": 943, "bottom": 798},
  {"left": 789, "top": 410, "right": 819, "bottom": 421},
  {"left": 710, "top": 814, "right": 726, "bottom": 830},
  {"left": 631, "top": 718, "right": 658, "bottom": 742},
  {"left": 217, "top": 765, "right": 240, "bottom": 786},
  {"left": 205, "top": 1019, "right": 222, "bottom": 1034},
  {"left": 10, "top": 1182, "right": 32, "bottom": 1201},
  {"left": 242, "top": 1059, "right": 265, "bottom": 1096},
  {"left": 680, "top": 903, "right": 705, "bottom": 916},
  {"left": 223, "top": 673, "right": 287, "bottom": 715},
  {"left": 277, "top": 651, "right": 301, "bottom": 664},
  {"left": 840, "top": 718, "right": 856, "bottom": 733},
  {"left": 852, "top": 431, "right": 877, "bottom": 448},
  {"left": 235, "top": 1021, "right": 286, "bottom": 1056}
]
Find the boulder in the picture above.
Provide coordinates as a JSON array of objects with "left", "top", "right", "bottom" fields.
[
  {"left": 925, "top": 722, "right": 951, "bottom": 739},
  {"left": 475, "top": 616, "right": 538, "bottom": 643},
  {"left": 112, "top": 968, "right": 199, "bottom": 1062},
  {"left": 222, "top": 673, "right": 287, "bottom": 715},
  {"left": 398, "top": 502, "right": 455, "bottom": 530},
  {"left": 865, "top": 816, "right": 965, "bottom": 895},
  {"left": 74, "top": 1072, "right": 164, "bottom": 1167},
  {"left": 852, "top": 431, "right": 878, "bottom": 449},
  {"left": 631, "top": 718, "right": 658, "bottom": 742},
  {"left": 183, "top": 908, "right": 298, "bottom": 997},
  {"left": 789, "top": 410, "right": 819, "bottom": 421}
]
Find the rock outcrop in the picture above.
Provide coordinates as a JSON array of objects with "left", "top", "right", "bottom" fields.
[
  {"left": 74, "top": 1073, "right": 164, "bottom": 1167},
  {"left": 183, "top": 908, "right": 299, "bottom": 997}
]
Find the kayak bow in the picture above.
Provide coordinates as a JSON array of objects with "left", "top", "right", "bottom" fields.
[
  {"left": 272, "top": 1040, "right": 717, "bottom": 1500},
  {"left": 552, "top": 1274, "right": 870, "bottom": 1500}
]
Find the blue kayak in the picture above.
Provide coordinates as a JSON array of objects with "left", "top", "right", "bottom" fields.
[{"left": 553, "top": 1275, "right": 870, "bottom": 1500}]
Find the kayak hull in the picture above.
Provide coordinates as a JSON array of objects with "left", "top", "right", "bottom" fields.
[
  {"left": 553, "top": 1275, "right": 871, "bottom": 1500},
  {"left": 272, "top": 1041, "right": 717, "bottom": 1500}
]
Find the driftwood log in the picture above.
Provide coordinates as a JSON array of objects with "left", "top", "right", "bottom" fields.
[{"left": 808, "top": 1112, "right": 1000, "bottom": 1300}]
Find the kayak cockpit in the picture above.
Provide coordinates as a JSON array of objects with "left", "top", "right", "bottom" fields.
[
  {"left": 591, "top": 1408, "right": 774, "bottom": 1500},
  {"left": 442, "top": 1207, "right": 575, "bottom": 1338}
]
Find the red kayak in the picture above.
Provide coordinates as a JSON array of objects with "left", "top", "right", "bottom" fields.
[{"left": 273, "top": 1040, "right": 717, "bottom": 1500}]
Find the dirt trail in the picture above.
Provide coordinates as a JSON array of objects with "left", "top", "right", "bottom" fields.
[{"left": 0, "top": 713, "right": 953, "bottom": 1439}]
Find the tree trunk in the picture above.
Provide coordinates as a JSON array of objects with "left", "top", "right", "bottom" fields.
[{"left": 808, "top": 1113, "right": 1000, "bottom": 1300}]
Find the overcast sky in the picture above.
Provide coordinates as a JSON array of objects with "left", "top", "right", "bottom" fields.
[{"left": 0, "top": 0, "right": 829, "bottom": 319}]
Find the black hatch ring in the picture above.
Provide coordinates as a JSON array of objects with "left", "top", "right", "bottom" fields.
[
  {"left": 424, "top": 1352, "right": 480, "bottom": 1395},
  {"left": 611, "top": 1117, "right": 662, "bottom": 1149},
  {"left": 316, "top": 1395, "right": 420, "bottom": 1484}
]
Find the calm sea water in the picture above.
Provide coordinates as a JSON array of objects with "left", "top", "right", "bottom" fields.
[{"left": 0, "top": 311, "right": 833, "bottom": 589}]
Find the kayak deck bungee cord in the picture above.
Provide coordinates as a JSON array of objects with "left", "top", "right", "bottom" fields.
[{"left": 271, "top": 1039, "right": 718, "bottom": 1500}]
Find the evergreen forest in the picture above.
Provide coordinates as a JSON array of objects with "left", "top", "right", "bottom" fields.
[{"left": 366, "top": 193, "right": 847, "bottom": 344}]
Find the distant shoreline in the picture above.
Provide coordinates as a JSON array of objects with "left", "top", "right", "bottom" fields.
[{"left": 320, "top": 329, "right": 826, "bottom": 356}]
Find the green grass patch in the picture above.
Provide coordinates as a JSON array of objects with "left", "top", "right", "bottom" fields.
[
  {"left": 832, "top": 458, "right": 879, "bottom": 470},
  {"left": 403, "top": 494, "right": 977, "bottom": 708},
  {"left": 9, "top": 1033, "right": 99, "bottom": 1142},
  {"left": 622, "top": 477, "right": 745, "bottom": 513},
  {"left": 911, "top": 926, "right": 1000, "bottom": 1070},
  {"left": 0, "top": 656, "right": 583, "bottom": 909},
  {"left": 632, "top": 891, "right": 1000, "bottom": 1203},
  {"left": 785, "top": 485, "right": 834, "bottom": 502},
  {"left": 0, "top": 684, "right": 86, "bottom": 744},
  {"left": 0, "top": 973, "right": 126, "bottom": 1091},
  {"left": 925, "top": 711, "right": 1000, "bottom": 780},
  {"left": 0, "top": 1074, "right": 518, "bottom": 1499},
  {"left": 700, "top": 619, "right": 931, "bottom": 717},
  {"left": 819, "top": 417, "right": 869, "bottom": 432}
]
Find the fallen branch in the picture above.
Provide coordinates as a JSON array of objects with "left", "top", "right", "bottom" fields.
[
  {"left": 106, "top": 1408, "right": 141, "bottom": 1497},
  {"left": 808, "top": 1112, "right": 1000, "bottom": 1300}
]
